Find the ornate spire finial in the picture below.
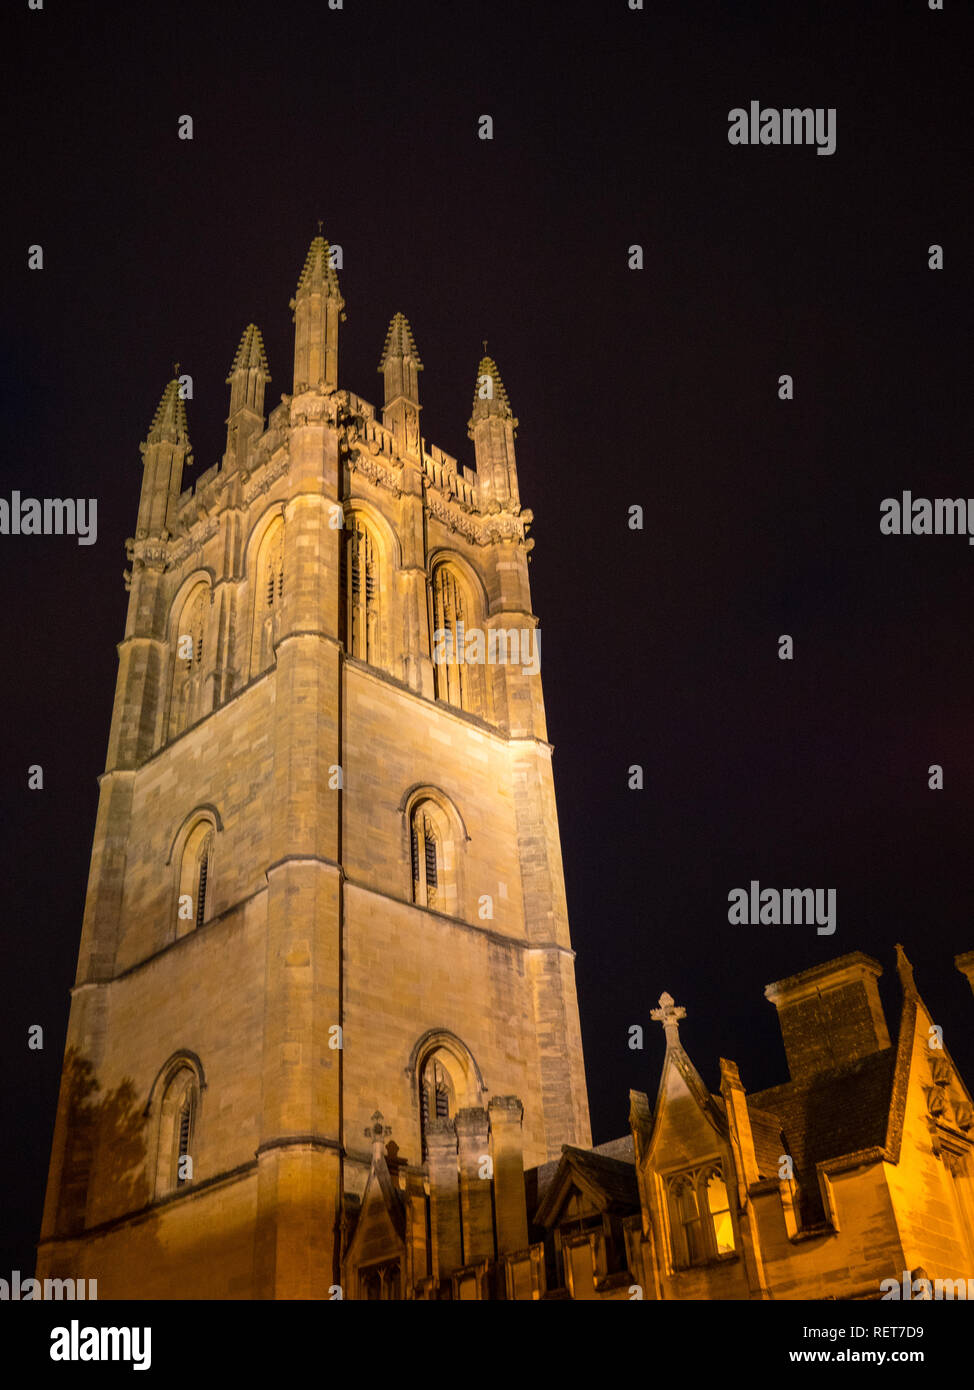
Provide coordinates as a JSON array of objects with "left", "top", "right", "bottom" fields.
[
  {"left": 651, "top": 991, "right": 687, "bottom": 1046},
  {"left": 146, "top": 376, "right": 190, "bottom": 448},
  {"left": 317, "top": 218, "right": 323, "bottom": 234},
  {"left": 227, "top": 323, "right": 271, "bottom": 379},
  {"left": 378, "top": 312, "right": 424, "bottom": 372},
  {"left": 294, "top": 231, "right": 342, "bottom": 298},
  {"left": 470, "top": 351, "right": 513, "bottom": 417},
  {"left": 172, "top": 361, "right": 180, "bottom": 379}
]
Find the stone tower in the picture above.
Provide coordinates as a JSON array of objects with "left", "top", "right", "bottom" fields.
[{"left": 36, "top": 232, "right": 591, "bottom": 1299}]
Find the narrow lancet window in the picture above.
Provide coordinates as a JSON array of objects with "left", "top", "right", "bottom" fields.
[
  {"left": 411, "top": 809, "right": 439, "bottom": 910},
  {"left": 170, "top": 584, "right": 209, "bottom": 738},
  {"left": 342, "top": 519, "right": 379, "bottom": 663}
]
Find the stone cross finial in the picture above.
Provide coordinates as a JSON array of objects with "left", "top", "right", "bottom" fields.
[
  {"left": 172, "top": 361, "right": 180, "bottom": 379},
  {"left": 365, "top": 1110, "right": 392, "bottom": 1145},
  {"left": 317, "top": 218, "right": 323, "bottom": 234},
  {"left": 482, "top": 339, "right": 488, "bottom": 356},
  {"left": 651, "top": 991, "right": 686, "bottom": 1045}
]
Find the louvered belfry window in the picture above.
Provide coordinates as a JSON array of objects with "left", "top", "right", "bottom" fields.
[
  {"left": 343, "top": 520, "right": 377, "bottom": 663},
  {"left": 171, "top": 585, "right": 208, "bottom": 738},
  {"left": 194, "top": 843, "right": 210, "bottom": 931},
  {"left": 411, "top": 810, "right": 438, "bottom": 909},
  {"left": 432, "top": 566, "right": 467, "bottom": 709},
  {"left": 419, "top": 1057, "right": 454, "bottom": 1159},
  {"left": 265, "top": 528, "right": 284, "bottom": 608},
  {"left": 175, "top": 1093, "right": 194, "bottom": 1187},
  {"left": 251, "top": 519, "right": 285, "bottom": 677}
]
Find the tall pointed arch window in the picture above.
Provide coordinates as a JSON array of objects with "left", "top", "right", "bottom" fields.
[
  {"left": 431, "top": 563, "right": 486, "bottom": 716},
  {"left": 419, "top": 1054, "right": 456, "bottom": 1160},
  {"left": 404, "top": 793, "right": 463, "bottom": 917},
  {"left": 705, "top": 1169, "right": 734, "bottom": 1256},
  {"left": 251, "top": 518, "right": 284, "bottom": 677},
  {"left": 664, "top": 1163, "right": 737, "bottom": 1268},
  {"left": 341, "top": 518, "right": 379, "bottom": 664},
  {"left": 154, "top": 1066, "right": 200, "bottom": 1197},
  {"left": 177, "top": 821, "right": 214, "bottom": 940},
  {"left": 431, "top": 565, "right": 467, "bottom": 709},
  {"left": 169, "top": 584, "right": 209, "bottom": 738},
  {"left": 411, "top": 809, "right": 439, "bottom": 910}
]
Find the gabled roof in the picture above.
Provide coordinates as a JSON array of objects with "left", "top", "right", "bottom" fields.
[
  {"left": 646, "top": 1038, "right": 729, "bottom": 1157},
  {"left": 749, "top": 1049, "right": 897, "bottom": 1225},
  {"left": 533, "top": 1145, "right": 639, "bottom": 1228},
  {"left": 742, "top": 945, "right": 974, "bottom": 1227},
  {"left": 343, "top": 1142, "right": 406, "bottom": 1271},
  {"left": 746, "top": 1103, "right": 788, "bottom": 1180}
]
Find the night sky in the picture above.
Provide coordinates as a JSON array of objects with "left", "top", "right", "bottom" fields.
[{"left": 2, "top": 0, "right": 972, "bottom": 1279}]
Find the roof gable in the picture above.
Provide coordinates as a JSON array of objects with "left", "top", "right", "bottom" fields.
[
  {"left": 534, "top": 1146, "right": 639, "bottom": 1227},
  {"left": 645, "top": 1044, "right": 727, "bottom": 1169},
  {"left": 344, "top": 1143, "right": 406, "bottom": 1272}
]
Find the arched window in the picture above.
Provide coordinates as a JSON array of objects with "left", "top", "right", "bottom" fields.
[
  {"left": 419, "top": 1053, "right": 457, "bottom": 1160},
  {"left": 430, "top": 563, "right": 486, "bottom": 716},
  {"left": 177, "top": 821, "right": 214, "bottom": 940},
  {"left": 664, "top": 1164, "right": 736, "bottom": 1268},
  {"left": 341, "top": 518, "right": 379, "bottom": 664},
  {"left": 251, "top": 518, "right": 284, "bottom": 677},
  {"left": 672, "top": 1175, "right": 706, "bottom": 1266},
  {"left": 403, "top": 791, "right": 465, "bottom": 918},
  {"left": 411, "top": 808, "right": 439, "bottom": 909},
  {"left": 154, "top": 1066, "right": 199, "bottom": 1197},
  {"left": 410, "top": 1031, "right": 485, "bottom": 1164},
  {"left": 169, "top": 584, "right": 209, "bottom": 738},
  {"left": 705, "top": 1170, "right": 735, "bottom": 1256},
  {"left": 431, "top": 565, "right": 467, "bottom": 709}
]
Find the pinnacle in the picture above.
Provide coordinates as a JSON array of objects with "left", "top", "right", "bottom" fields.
[
  {"left": 471, "top": 353, "right": 513, "bottom": 416},
  {"left": 227, "top": 323, "right": 271, "bottom": 380},
  {"left": 146, "top": 377, "right": 190, "bottom": 447},
  {"left": 378, "top": 312, "right": 424, "bottom": 372},
  {"left": 295, "top": 233, "right": 342, "bottom": 297}
]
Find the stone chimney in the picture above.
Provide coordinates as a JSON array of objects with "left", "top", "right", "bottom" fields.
[{"left": 764, "top": 952, "right": 890, "bottom": 1082}]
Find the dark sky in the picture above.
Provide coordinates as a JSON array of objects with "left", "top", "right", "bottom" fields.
[{"left": 2, "top": 0, "right": 972, "bottom": 1276}]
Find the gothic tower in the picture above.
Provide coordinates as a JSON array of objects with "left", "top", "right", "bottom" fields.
[{"left": 36, "top": 233, "right": 591, "bottom": 1299}]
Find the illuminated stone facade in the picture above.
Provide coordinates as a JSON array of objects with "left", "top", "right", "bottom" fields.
[
  {"left": 35, "top": 233, "right": 974, "bottom": 1302},
  {"left": 36, "top": 233, "right": 591, "bottom": 1298},
  {"left": 344, "top": 947, "right": 974, "bottom": 1300}
]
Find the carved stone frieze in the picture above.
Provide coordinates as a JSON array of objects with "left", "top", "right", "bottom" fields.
[
  {"left": 242, "top": 449, "right": 290, "bottom": 506},
  {"left": 289, "top": 393, "right": 341, "bottom": 428},
  {"left": 424, "top": 490, "right": 528, "bottom": 546},
  {"left": 168, "top": 516, "right": 222, "bottom": 569},
  {"left": 346, "top": 449, "right": 403, "bottom": 497}
]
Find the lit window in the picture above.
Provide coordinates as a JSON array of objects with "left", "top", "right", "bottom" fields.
[
  {"left": 706, "top": 1171, "right": 735, "bottom": 1255},
  {"left": 665, "top": 1164, "right": 736, "bottom": 1267}
]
